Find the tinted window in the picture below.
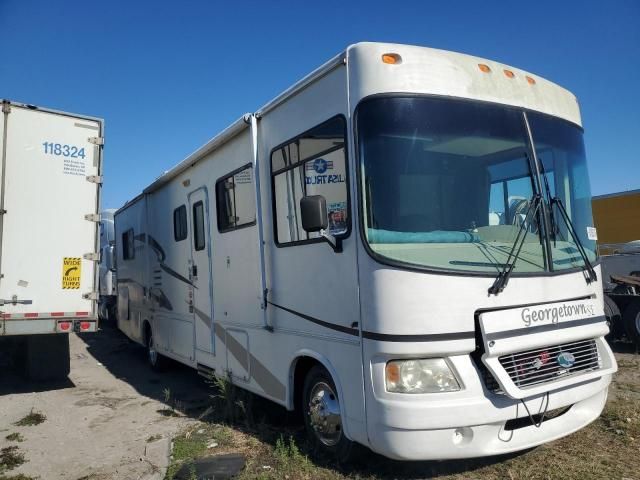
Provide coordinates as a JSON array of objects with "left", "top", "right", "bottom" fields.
[
  {"left": 193, "top": 201, "right": 205, "bottom": 251},
  {"left": 271, "top": 116, "right": 349, "bottom": 245},
  {"left": 173, "top": 205, "right": 187, "bottom": 241},
  {"left": 216, "top": 165, "right": 256, "bottom": 232}
]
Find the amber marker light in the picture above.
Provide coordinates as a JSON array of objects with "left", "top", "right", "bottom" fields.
[
  {"left": 382, "top": 53, "right": 402, "bottom": 65},
  {"left": 526, "top": 75, "right": 536, "bottom": 85},
  {"left": 478, "top": 63, "right": 491, "bottom": 73},
  {"left": 385, "top": 362, "right": 400, "bottom": 385},
  {"left": 503, "top": 69, "right": 515, "bottom": 78}
]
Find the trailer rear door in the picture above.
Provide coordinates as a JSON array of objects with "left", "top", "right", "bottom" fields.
[{"left": 0, "top": 103, "right": 102, "bottom": 322}]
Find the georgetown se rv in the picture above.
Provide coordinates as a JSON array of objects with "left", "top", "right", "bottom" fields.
[
  {"left": 0, "top": 100, "right": 102, "bottom": 380},
  {"left": 115, "top": 42, "right": 617, "bottom": 461}
]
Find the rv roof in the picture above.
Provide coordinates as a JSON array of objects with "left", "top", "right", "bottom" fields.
[{"left": 134, "top": 42, "right": 580, "bottom": 200}]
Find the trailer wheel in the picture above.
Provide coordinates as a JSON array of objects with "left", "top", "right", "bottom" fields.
[
  {"left": 146, "top": 326, "right": 166, "bottom": 371},
  {"left": 622, "top": 298, "right": 640, "bottom": 347},
  {"left": 603, "top": 295, "right": 622, "bottom": 340},
  {"left": 302, "top": 366, "right": 357, "bottom": 463}
]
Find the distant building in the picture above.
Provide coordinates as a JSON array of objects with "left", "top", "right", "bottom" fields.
[{"left": 592, "top": 188, "right": 640, "bottom": 254}]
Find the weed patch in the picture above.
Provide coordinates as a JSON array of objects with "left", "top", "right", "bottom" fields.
[
  {"left": 165, "top": 423, "right": 235, "bottom": 479},
  {"left": 13, "top": 410, "right": 46, "bottom": 427},
  {"left": 0, "top": 446, "right": 25, "bottom": 473},
  {"left": 3, "top": 434, "right": 23, "bottom": 443}
]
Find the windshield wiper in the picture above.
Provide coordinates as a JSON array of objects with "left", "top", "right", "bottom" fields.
[
  {"left": 488, "top": 194, "right": 542, "bottom": 296},
  {"left": 550, "top": 197, "right": 598, "bottom": 283},
  {"left": 537, "top": 158, "right": 557, "bottom": 244}
]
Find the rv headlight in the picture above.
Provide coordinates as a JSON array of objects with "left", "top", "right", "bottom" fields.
[{"left": 385, "top": 358, "right": 460, "bottom": 393}]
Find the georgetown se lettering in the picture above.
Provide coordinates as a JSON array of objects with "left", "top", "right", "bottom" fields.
[{"left": 521, "top": 303, "right": 596, "bottom": 327}]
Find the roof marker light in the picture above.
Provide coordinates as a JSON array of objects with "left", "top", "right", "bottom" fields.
[
  {"left": 526, "top": 75, "right": 536, "bottom": 85},
  {"left": 381, "top": 53, "right": 402, "bottom": 65},
  {"left": 503, "top": 69, "right": 515, "bottom": 78},
  {"left": 478, "top": 64, "right": 491, "bottom": 73}
]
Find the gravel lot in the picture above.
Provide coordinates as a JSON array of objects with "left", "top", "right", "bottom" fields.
[{"left": 0, "top": 324, "right": 210, "bottom": 480}]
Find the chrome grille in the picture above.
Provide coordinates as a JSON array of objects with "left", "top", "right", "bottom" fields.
[{"left": 499, "top": 339, "right": 601, "bottom": 389}]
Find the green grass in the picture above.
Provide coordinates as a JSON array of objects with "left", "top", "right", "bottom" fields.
[
  {"left": 164, "top": 423, "right": 235, "bottom": 479},
  {"left": 13, "top": 410, "right": 46, "bottom": 427}
]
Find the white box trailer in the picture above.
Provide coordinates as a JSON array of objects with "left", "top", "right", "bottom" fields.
[
  {"left": 0, "top": 99, "right": 102, "bottom": 379},
  {"left": 115, "top": 42, "right": 616, "bottom": 461}
]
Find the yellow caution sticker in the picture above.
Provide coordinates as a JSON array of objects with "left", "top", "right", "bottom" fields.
[{"left": 62, "top": 257, "right": 81, "bottom": 289}]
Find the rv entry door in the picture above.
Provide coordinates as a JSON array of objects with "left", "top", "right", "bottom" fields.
[{"left": 189, "top": 188, "right": 215, "bottom": 354}]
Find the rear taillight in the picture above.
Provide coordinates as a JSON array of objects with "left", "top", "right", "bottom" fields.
[
  {"left": 58, "top": 321, "right": 71, "bottom": 331},
  {"left": 80, "top": 321, "right": 91, "bottom": 331}
]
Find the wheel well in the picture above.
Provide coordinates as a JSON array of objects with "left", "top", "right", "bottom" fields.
[{"left": 292, "top": 356, "right": 321, "bottom": 413}]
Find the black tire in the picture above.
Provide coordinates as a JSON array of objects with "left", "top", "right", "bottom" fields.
[
  {"left": 146, "top": 326, "right": 166, "bottom": 371},
  {"left": 622, "top": 298, "right": 640, "bottom": 348},
  {"left": 604, "top": 295, "right": 622, "bottom": 340},
  {"left": 302, "top": 365, "right": 358, "bottom": 463}
]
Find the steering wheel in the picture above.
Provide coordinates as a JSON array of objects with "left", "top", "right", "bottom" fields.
[{"left": 510, "top": 199, "right": 539, "bottom": 234}]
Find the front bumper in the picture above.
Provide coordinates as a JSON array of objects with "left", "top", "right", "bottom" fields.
[{"left": 365, "top": 353, "right": 612, "bottom": 460}]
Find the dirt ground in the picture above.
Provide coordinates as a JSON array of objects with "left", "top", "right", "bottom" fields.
[
  {"left": 1, "top": 323, "right": 638, "bottom": 480},
  {"left": 0, "top": 324, "right": 210, "bottom": 480}
]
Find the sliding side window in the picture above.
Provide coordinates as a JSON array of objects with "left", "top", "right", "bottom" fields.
[
  {"left": 173, "top": 205, "right": 188, "bottom": 241},
  {"left": 193, "top": 201, "right": 206, "bottom": 251},
  {"left": 215, "top": 165, "right": 256, "bottom": 232},
  {"left": 270, "top": 116, "right": 349, "bottom": 245}
]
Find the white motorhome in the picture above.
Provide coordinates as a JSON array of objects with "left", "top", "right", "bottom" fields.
[
  {"left": 115, "top": 43, "right": 617, "bottom": 460},
  {"left": 0, "top": 100, "right": 102, "bottom": 379},
  {"left": 98, "top": 209, "right": 117, "bottom": 321}
]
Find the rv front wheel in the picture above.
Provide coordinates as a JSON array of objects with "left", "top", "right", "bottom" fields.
[{"left": 303, "top": 366, "right": 356, "bottom": 462}]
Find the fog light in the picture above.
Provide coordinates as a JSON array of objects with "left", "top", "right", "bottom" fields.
[{"left": 385, "top": 358, "right": 461, "bottom": 393}]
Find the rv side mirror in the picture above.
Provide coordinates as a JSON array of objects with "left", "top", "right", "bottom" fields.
[
  {"left": 300, "top": 195, "right": 342, "bottom": 253},
  {"left": 300, "top": 195, "right": 328, "bottom": 232}
]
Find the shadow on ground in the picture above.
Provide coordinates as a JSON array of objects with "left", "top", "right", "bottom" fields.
[
  {"left": 0, "top": 336, "right": 76, "bottom": 395},
  {"left": 77, "top": 320, "right": 211, "bottom": 420},
  {"left": 610, "top": 339, "right": 639, "bottom": 355}
]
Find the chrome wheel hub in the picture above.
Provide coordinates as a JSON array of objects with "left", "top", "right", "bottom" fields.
[
  {"left": 308, "top": 381, "right": 342, "bottom": 446},
  {"left": 635, "top": 311, "right": 640, "bottom": 335}
]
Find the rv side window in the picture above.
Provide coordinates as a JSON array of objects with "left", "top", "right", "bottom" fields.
[
  {"left": 193, "top": 201, "right": 206, "bottom": 251},
  {"left": 122, "top": 228, "right": 135, "bottom": 260},
  {"left": 215, "top": 165, "right": 256, "bottom": 232},
  {"left": 173, "top": 205, "right": 188, "bottom": 241},
  {"left": 270, "top": 116, "right": 349, "bottom": 245}
]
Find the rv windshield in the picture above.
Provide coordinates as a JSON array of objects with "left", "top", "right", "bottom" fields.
[{"left": 356, "top": 96, "right": 595, "bottom": 274}]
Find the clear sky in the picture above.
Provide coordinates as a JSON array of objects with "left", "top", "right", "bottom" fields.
[{"left": 1, "top": 0, "right": 638, "bottom": 209}]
